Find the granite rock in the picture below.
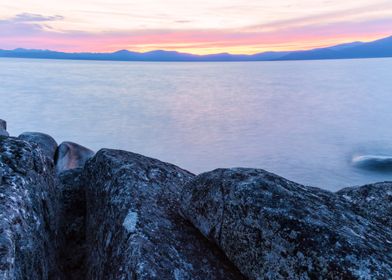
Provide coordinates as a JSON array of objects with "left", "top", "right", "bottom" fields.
[
  {"left": 338, "top": 182, "right": 392, "bottom": 229},
  {"left": 55, "top": 141, "right": 94, "bottom": 174},
  {"left": 180, "top": 168, "right": 392, "bottom": 280},
  {"left": 83, "top": 149, "right": 244, "bottom": 280},
  {"left": 19, "top": 132, "right": 58, "bottom": 159},
  {"left": 0, "top": 137, "right": 60, "bottom": 279}
]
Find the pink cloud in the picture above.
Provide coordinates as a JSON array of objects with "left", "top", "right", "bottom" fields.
[{"left": 1, "top": 14, "right": 392, "bottom": 54}]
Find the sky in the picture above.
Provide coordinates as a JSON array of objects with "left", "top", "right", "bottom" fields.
[{"left": 0, "top": 0, "right": 392, "bottom": 54}]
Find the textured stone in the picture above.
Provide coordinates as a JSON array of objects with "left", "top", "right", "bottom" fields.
[
  {"left": 19, "top": 132, "right": 58, "bottom": 159},
  {"left": 83, "top": 149, "right": 244, "bottom": 280},
  {"left": 180, "top": 168, "right": 392, "bottom": 280},
  {"left": 338, "top": 182, "right": 392, "bottom": 229},
  {"left": 55, "top": 141, "right": 94, "bottom": 174},
  {"left": 0, "top": 137, "right": 60, "bottom": 279}
]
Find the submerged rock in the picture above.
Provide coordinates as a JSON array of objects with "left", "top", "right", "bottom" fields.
[
  {"left": 352, "top": 155, "right": 392, "bottom": 171},
  {"left": 0, "top": 137, "right": 60, "bottom": 279},
  {"left": 55, "top": 141, "right": 94, "bottom": 174},
  {"left": 83, "top": 149, "right": 244, "bottom": 280},
  {"left": 180, "top": 168, "right": 392, "bottom": 280},
  {"left": 19, "top": 132, "right": 58, "bottom": 159}
]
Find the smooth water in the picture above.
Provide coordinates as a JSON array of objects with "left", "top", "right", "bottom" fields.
[{"left": 1, "top": 57, "right": 392, "bottom": 190}]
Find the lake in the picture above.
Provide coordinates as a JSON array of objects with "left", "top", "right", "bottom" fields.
[{"left": 1, "top": 57, "right": 392, "bottom": 191}]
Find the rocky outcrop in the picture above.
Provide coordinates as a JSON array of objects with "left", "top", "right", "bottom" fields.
[
  {"left": 0, "top": 137, "right": 60, "bottom": 279},
  {"left": 83, "top": 149, "right": 244, "bottom": 280},
  {"left": 19, "top": 132, "right": 58, "bottom": 159},
  {"left": 2, "top": 119, "right": 392, "bottom": 280},
  {"left": 55, "top": 142, "right": 94, "bottom": 174},
  {"left": 0, "top": 119, "right": 8, "bottom": 137},
  {"left": 180, "top": 168, "right": 392, "bottom": 280}
]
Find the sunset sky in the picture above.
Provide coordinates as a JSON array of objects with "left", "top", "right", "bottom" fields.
[{"left": 1, "top": 0, "right": 392, "bottom": 54}]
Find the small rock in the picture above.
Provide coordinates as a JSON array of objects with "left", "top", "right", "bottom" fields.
[
  {"left": 0, "top": 119, "right": 8, "bottom": 137},
  {"left": 0, "top": 119, "right": 6, "bottom": 130},
  {"left": 19, "top": 132, "right": 58, "bottom": 159},
  {"left": 0, "top": 129, "right": 8, "bottom": 137},
  {"left": 55, "top": 141, "right": 95, "bottom": 174}
]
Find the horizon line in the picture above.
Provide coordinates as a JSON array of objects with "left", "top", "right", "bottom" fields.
[{"left": 1, "top": 34, "right": 390, "bottom": 57}]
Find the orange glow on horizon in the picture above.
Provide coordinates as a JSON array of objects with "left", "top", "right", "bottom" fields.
[{"left": 95, "top": 33, "right": 391, "bottom": 55}]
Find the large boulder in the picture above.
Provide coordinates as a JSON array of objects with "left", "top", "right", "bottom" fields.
[
  {"left": 83, "top": 149, "right": 244, "bottom": 280},
  {"left": 0, "top": 137, "right": 60, "bottom": 279},
  {"left": 180, "top": 168, "right": 392, "bottom": 280},
  {"left": 19, "top": 132, "right": 58, "bottom": 159},
  {"left": 55, "top": 141, "right": 94, "bottom": 174},
  {"left": 0, "top": 119, "right": 8, "bottom": 137}
]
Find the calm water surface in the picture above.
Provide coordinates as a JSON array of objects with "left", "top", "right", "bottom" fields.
[{"left": 1, "top": 57, "right": 392, "bottom": 191}]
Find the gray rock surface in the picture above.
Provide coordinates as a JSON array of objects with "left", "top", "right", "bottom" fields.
[
  {"left": 55, "top": 141, "right": 94, "bottom": 174},
  {"left": 180, "top": 168, "right": 392, "bottom": 280},
  {"left": 338, "top": 182, "right": 392, "bottom": 229},
  {"left": 0, "top": 137, "right": 60, "bottom": 279},
  {"left": 0, "top": 119, "right": 6, "bottom": 130},
  {"left": 0, "top": 130, "right": 8, "bottom": 137},
  {"left": 19, "top": 132, "right": 58, "bottom": 159},
  {"left": 83, "top": 149, "right": 244, "bottom": 280},
  {"left": 0, "top": 119, "right": 8, "bottom": 137}
]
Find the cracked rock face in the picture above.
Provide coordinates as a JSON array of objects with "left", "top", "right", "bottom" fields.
[
  {"left": 18, "top": 132, "right": 58, "bottom": 160},
  {"left": 0, "top": 137, "right": 60, "bottom": 279},
  {"left": 83, "top": 149, "right": 244, "bottom": 280},
  {"left": 180, "top": 168, "right": 392, "bottom": 280}
]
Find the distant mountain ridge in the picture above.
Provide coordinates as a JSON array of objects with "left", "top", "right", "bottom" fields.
[{"left": 1, "top": 35, "right": 392, "bottom": 62}]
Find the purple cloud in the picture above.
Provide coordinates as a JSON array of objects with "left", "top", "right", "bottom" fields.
[{"left": 12, "top": 13, "right": 64, "bottom": 22}]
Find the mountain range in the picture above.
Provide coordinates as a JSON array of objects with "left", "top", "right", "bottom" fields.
[{"left": 1, "top": 35, "right": 392, "bottom": 62}]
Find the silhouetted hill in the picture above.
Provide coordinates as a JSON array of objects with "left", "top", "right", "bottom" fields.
[
  {"left": 1, "top": 35, "right": 391, "bottom": 61},
  {"left": 277, "top": 36, "right": 392, "bottom": 60}
]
